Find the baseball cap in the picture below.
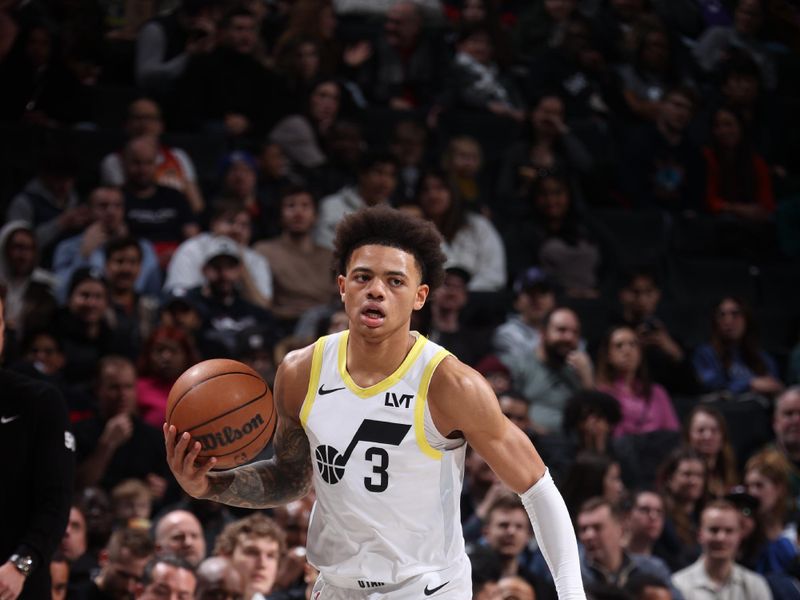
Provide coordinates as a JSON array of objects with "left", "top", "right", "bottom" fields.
[
  {"left": 236, "top": 325, "right": 277, "bottom": 358},
  {"left": 513, "top": 267, "right": 553, "bottom": 295},
  {"left": 68, "top": 266, "right": 107, "bottom": 297},
  {"left": 475, "top": 355, "right": 510, "bottom": 378},
  {"left": 161, "top": 287, "right": 202, "bottom": 313},
  {"left": 219, "top": 150, "right": 258, "bottom": 176},
  {"left": 269, "top": 115, "right": 326, "bottom": 168},
  {"left": 444, "top": 265, "right": 472, "bottom": 286},
  {"left": 203, "top": 236, "right": 241, "bottom": 265},
  {"left": 724, "top": 485, "right": 759, "bottom": 517}
]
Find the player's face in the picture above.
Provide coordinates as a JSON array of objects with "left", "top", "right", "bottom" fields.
[
  {"left": 338, "top": 244, "right": 429, "bottom": 341},
  {"left": 231, "top": 536, "right": 280, "bottom": 595}
]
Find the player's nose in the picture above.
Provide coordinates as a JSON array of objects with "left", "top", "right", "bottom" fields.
[{"left": 366, "top": 280, "right": 386, "bottom": 298}]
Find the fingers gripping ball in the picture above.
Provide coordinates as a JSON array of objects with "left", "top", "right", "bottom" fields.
[{"left": 167, "top": 359, "right": 276, "bottom": 470}]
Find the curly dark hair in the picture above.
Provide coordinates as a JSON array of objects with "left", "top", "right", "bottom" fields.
[
  {"left": 333, "top": 206, "right": 446, "bottom": 291},
  {"left": 562, "top": 390, "right": 622, "bottom": 435}
]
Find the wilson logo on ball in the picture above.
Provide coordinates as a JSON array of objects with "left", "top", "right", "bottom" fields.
[{"left": 196, "top": 414, "right": 265, "bottom": 451}]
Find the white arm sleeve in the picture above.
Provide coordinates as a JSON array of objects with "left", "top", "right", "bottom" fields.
[{"left": 520, "top": 469, "right": 586, "bottom": 599}]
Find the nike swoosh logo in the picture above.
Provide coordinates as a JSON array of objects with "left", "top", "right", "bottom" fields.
[
  {"left": 318, "top": 384, "right": 346, "bottom": 396},
  {"left": 1, "top": 415, "right": 20, "bottom": 424},
  {"left": 424, "top": 581, "right": 449, "bottom": 596}
]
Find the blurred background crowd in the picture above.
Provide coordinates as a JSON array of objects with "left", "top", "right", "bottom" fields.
[{"left": 2, "top": 0, "right": 800, "bottom": 598}]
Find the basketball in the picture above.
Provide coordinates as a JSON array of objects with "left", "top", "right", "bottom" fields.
[{"left": 166, "top": 359, "right": 276, "bottom": 470}]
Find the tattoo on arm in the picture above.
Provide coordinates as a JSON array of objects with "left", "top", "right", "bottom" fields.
[{"left": 203, "top": 421, "right": 312, "bottom": 508}]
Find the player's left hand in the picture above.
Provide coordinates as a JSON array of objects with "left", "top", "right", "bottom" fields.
[
  {"left": 0, "top": 562, "right": 25, "bottom": 600},
  {"left": 163, "top": 424, "right": 216, "bottom": 498}
]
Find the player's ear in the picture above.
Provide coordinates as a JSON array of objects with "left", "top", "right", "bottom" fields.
[
  {"left": 97, "top": 549, "right": 109, "bottom": 568},
  {"left": 337, "top": 274, "right": 346, "bottom": 299},
  {"left": 414, "top": 284, "right": 429, "bottom": 310}
]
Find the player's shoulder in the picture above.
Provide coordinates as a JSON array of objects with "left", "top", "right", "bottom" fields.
[
  {"left": 277, "top": 334, "right": 337, "bottom": 386},
  {"left": 427, "top": 355, "right": 500, "bottom": 431},
  {"left": 429, "top": 354, "right": 493, "bottom": 402},
  {"left": 278, "top": 341, "right": 317, "bottom": 380}
]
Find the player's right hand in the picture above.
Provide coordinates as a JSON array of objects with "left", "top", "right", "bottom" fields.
[{"left": 163, "top": 424, "right": 217, "bottom": 498}]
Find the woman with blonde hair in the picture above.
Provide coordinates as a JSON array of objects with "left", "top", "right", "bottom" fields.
[
  {"left": 744, "top": 448, "right": 799, "bottom": 575},
  {"left": 683, "top": 405, "right": 738, "bottom": 498}
]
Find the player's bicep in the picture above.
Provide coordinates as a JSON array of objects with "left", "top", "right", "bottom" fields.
[
  {"left": 270, "top": 349, "right": 314, "bottom": 470},
  {"left": 431, "top": 361, "right": 545, "bottom": 493}
]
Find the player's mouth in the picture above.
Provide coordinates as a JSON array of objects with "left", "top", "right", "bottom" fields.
[{"left": 360, "top": 304, "right": 386, "bottom": 327}]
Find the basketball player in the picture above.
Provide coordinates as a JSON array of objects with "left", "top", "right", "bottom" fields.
[{"left": 165, "top": 206, "right": 585, "bottom": 599}]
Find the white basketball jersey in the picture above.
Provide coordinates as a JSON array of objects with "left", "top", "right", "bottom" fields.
[{"left": 300, "top": 330, "right": 467, "bottom": 589}]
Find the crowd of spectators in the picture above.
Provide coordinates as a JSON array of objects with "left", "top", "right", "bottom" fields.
[{"left": 2, "top": 0, "right": 800, "bottom": 598}]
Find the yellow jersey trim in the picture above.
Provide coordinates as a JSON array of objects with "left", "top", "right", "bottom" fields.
[
  {"left": 414, "top": 348, "right": 450, "bottom": 460},
  {"left": 337, "top": 331, "right": 428, "bottom": 399},
  {"left": 300, "top": 336, "right": 327, "bottom": 428}
]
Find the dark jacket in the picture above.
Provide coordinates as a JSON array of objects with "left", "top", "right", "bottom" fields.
[{"left": 0, "top": 369, "right": 75, "bottom": 599}]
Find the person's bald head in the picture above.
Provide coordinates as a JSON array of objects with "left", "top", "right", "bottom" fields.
[
  {"left": 154, "top": 510, "right": 206, "bottom": 567},
  {"left": 123, "top": 135, "right": 158, "bottom": 190},
  {"left": 196, "top": 557, "right": 245, "bottom": 600},
  {"left": 386, "top": 1, "right": 422, "bottom": 48}
]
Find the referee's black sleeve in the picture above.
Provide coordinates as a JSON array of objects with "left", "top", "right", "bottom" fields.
[
  {"left": 0, "top": 370, "right": 75, "bottom": 583},
  {"left": 20, "top": 383, "right": 76, "bottom": 568}
]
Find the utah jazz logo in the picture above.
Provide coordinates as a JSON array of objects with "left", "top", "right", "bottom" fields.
[{"left": 315, "top": 419, "right": 410, "bottom": 492}]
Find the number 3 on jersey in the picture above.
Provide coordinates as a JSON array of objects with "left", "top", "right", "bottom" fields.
[{"left": 314, "top": 419, "right": 410, "bottom": 492}]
